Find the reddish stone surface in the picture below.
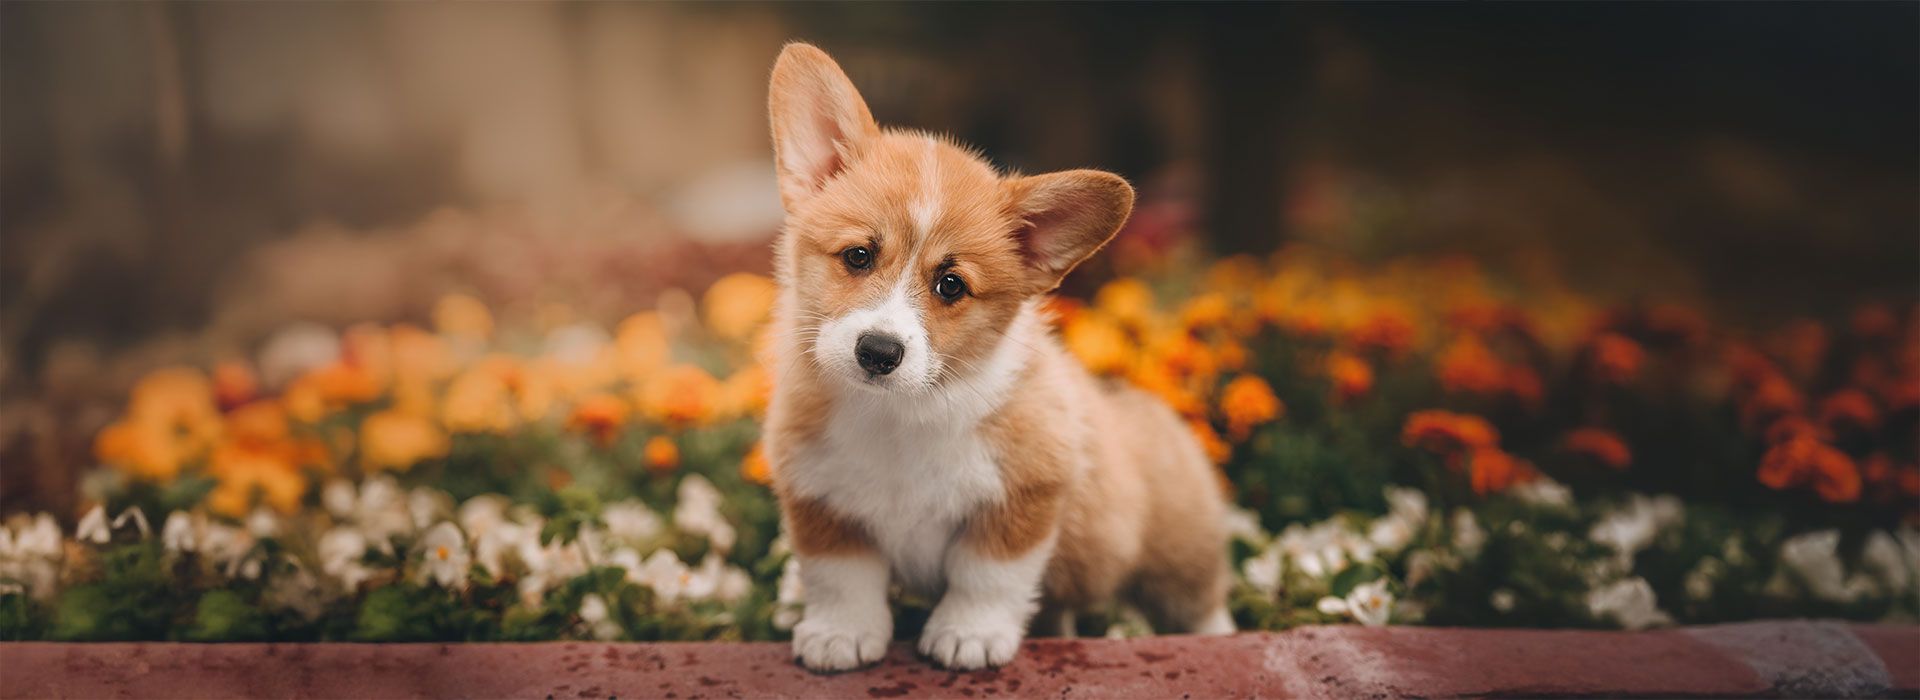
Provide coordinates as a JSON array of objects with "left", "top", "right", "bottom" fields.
[
  {"left": 1854, "top": 624, "right": 1920, "bottom": 692},
  {"left": 1, "top": 624, "right": 1912, "bottom": 699}
]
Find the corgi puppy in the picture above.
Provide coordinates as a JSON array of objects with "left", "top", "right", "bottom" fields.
[{"left": 763, "top": 43, "right": 1234, "bottom": 673}]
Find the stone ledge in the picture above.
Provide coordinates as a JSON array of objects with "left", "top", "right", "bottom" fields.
[{"left": 1, "top": 622, "right": 1912, "bottom": 699}]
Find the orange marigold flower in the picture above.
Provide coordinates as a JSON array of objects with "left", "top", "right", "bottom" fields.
[
  {"left": 1740, "top": 374, "right": 1805, "bottom": 431},
  {"left": 1179, "top": 293, "right": 1232, "bottom": 331},
  {"left": 442, "top": 368, "right": 515, "bottom": 434},
  {"left": 225, "top": 401, "right": 290, "bottom": 450},
  {"left": 1504, "top": 366, "right": 1545, "bottom": 408},
  {"left": 741, "top": 442, "right": 772, "bottom": 485},
  {"left": 1188, "top": 420, "right": 1232, "bottom": 464},
  {"left": 702, "top": 273, "right": 779, "bottom": 341},
  {"left": 614, "top": 312, "right": 673, "bottom": 380},
  {"left": 568, "top": 394, "right": 630, "bottom": 446},
  {"left": 1220, "top": 374, "right": 1283, "bottom": 439},
  {"left": 1560, "top": 428, "right": 1632, "bottom": 470},
  {"left": 639, "top": 364, "right": 720, "bottom": 426},
  {"left": 1757, "top": 436, "right": 1860, "bottom": 503},
  {"left": 1094, "top": 278, "right": 1155, "bottom": 328},
  {"left": 433, "top": 293, "right": 494, "bottom": 341},
  {"left": 206, "top": 443, "right": 305, "bottom": 516},
  {"left": 1763, "top": 415, "right": 1827, "bottom": 445},
  {"left": 1401, "top": 410, "right": 1500, "bottom": 464},
  {"left": 1130, "top": 363, "right": 1203, "bottom": 419},
  {"left": 211, "top": 360, "right": 259, "bottom": 412},
  {"left": 1063, "top": 313, "right": 1133, "bottom": 376},
  {"left": 1436, "top": 335, "right": 1507, "bottom": 395},
  {"left": 644, "top": 435, "right": 680, "bottom": 473},
  {"left": 303, "top": 361, "right": 384, "bottom": 406},
  {"left": 1349, "top": 309, "right": 1416, "bottom": 358},
  {"left": 94, "top": 420, "right": 186, "bottom": 481},
  {"left": 1327, "top": 352, "right": 1375, "bottom": 403},
  {"left": 1817, "top": 388, "right": 1880, "bottom": 433},
  {"left": 1468, "top": 448, "right": 1534, "bottom": 496},
  {"left": 1767, "top": 318, "right": 1829, "bottom": 382},
  {"left": 1587, "top": 333, "right": 1645, "bottom": 385},
  {"left": 360, "top": 409, "right": 449, "bottom": 473}
]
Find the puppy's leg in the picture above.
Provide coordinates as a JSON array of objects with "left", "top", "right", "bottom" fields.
[
  {"left": 919, "top": 484, "right": 1063, "bottom": 670},
  {"left": 784, "top": 497, "right": 892, "bottom": 672}
]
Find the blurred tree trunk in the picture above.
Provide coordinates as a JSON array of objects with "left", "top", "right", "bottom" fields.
[{"left": 1200, "top": 10, "right": 1307, "bottom": 255}]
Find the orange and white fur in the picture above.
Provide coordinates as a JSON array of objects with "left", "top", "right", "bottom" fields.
[{"left": 763, "top": 43, "right": 1233, "bottom": 673}]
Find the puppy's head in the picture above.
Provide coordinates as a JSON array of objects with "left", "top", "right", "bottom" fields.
[{"left": 768, "top": 43, "right": 1133, "bottom": 395}]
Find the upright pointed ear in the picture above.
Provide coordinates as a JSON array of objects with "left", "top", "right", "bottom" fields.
[
  {"left": 768, "top": 43, "right": 880, "bottom": 210},
  {"left": 1005, "top": 170, "right": 1135, "bottom": 290}
]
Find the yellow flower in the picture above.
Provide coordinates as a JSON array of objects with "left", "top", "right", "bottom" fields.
[
  {"left": 1095, "top": 278, "right": 1155, "bottom": 328},
  {"left": 360, "top": 409, "right": 449, "bottom": 472},
  {"left": 702, "top": 273, "right": 779, "bottom": 341},
  {"left": 644, "top": 435, "right": 680, "bottom": 473},
  {"left": 1063, "top": 313, "right": 1132, "bottom": 376},
  {"left": 434, "top": 293, "right": 494, "bottom": 341},
  {"left": 1220, "top": 374, "right": 1283, "bottom": 439},
  {"left": 95, "top": 367, "right": 223, "bottom": 480}
]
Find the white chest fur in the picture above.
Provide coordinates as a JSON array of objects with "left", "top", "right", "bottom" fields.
[{"left": 784, "top": 398, "right": 1006, "bottom": 597}]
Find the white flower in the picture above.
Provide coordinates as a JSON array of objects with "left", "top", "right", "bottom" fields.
[
  {"left": 1589, "top": 494, "right": 1684, "bottom": 567},
  {"left": 673, "top": 476, "right": 736, "bottom": 554},
  {"left": 1318, "top": 579, "right": 1394, "bottom": 627},
  {"left": 110, "top": 507, "right": 151, "bottom": 539},
  {"left": 1510, "top": 478, "right": 1573, "bottom": 510},
  {"left": 1451, "top": 509, "right": 1485, "bottom": 557},
  {"left": 245, "top": 508, "right": 280, "bottom": 539},
  {"left": 516, "top": 536, "right": 590, "bottom": 608},
  {"left": 632, "top": 550, "right": 693, "bottom": 603},
  {"left": 416, "top": 522, "right": 471, "bottom": 591},
  {"left": 1222, "top": 507, "right": 1266, "bottom": 545},
  {"left": 1367, "top": 517, "right": 1414, "bottom": 554},
  {"left": 1861, "top": 530, "right": 1912, "bottom": 595},
  {"left": 683, "top": 554, "right": 752, "bottom": 603},
  {"left": 1585, "top": 577, "right": 1672, "bottom": 630},
  {"left": 1242, "top": 545, "right": 1284, "bottom": 595},
  {"left": 601, "top": 501, "right": 663, "bottom": 544},
  {"left": 318, "top": 526, "right": 374, "bottom": 589},
  {"left": 263, "top": 556, "right": 326, "bottom": 621},
  {"left": 0, "top": 513, "right": 63, "bottom": 601},
  {"left": 1385, "top": 487, "right": 1429, "bottom": 524},
  {"left": 322, "top": 480, "right": 358, "bottom": 518},
  {"left": 76, "top": 505, "right": 110, "bottom": 544},
  {"left": 200, "top": 522, "right": 258, "bottom": 578},
  {"left": 457, "top": 495, "right": 511, "bottom": 540},
  {"left": 578, "top": 594, "right": 622, "bottom": 641},
  {"left": 162, "top": 512, "right": 198, "bottom": 553},
  {"left": 1778, "top": 529, "right": 1846, "bottom": 602},
  {"left": 1684, "top": 559, "right": 1723, "bottom": 601},
  {"left": 473, "top": 521, "right": 536, "bottom": 580},
  {"left": 408, "top": 489, "right": 453, "bottom": 532},
  {"left": 325, "top": 476, "right": 412, "bottom": 545},
  {"left": 1489, "top": 588, "right": 1516, "bottom": 613}
]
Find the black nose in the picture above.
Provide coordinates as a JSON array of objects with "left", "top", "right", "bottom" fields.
[{"left": 855, "top": 333, "right": 906, "bottom": 375}]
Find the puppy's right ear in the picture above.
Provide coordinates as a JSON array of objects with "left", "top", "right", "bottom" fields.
[{"left": 769, "top": 43, "right": 879, "bottom": 211}]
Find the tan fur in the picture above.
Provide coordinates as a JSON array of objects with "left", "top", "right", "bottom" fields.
[{"left": 765, "top": 42, "right": 1230, "bottom": 634}]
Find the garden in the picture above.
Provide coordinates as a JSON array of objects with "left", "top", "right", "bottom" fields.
[{"left": 4, "top": 240, "right": 1913, "bottom": 644}]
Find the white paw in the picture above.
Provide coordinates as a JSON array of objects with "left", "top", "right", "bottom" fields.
[
  {"left": 793, "top": 617, "right": 889, "bottom": 673},
  {"left": 917, "top": 618, "right": 1023, "bottom": 670}
]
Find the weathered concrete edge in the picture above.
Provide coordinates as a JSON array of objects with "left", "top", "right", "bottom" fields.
[{"left": 0, "top": 622, "right": 1912, "bottom": 699}]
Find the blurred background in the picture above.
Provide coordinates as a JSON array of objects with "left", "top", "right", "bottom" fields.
[{"left": 3, "top": 3, "right": 1916, "bottom": 512}]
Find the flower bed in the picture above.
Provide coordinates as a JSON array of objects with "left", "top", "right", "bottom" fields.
[{"left": 1, "top": 247, "right": 1914, "bottom": 642}]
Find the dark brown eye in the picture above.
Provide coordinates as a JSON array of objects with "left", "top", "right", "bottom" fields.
[
  {"left": 842, "top": 246, "right": 872, "bottom": 271},
  {"left": 934, "top": 272, "right": 968, "bottom": 302}
]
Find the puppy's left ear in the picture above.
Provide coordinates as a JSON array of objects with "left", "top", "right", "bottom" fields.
[{"left": 1005, "top": 170, "right": 1135, "bottom": 291}]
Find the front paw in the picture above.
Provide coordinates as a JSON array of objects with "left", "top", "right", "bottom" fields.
[
  {"left": 793, "top": 617, "right": 890, "bottom": 673},
  {"left": 917, "top": 618, "right": 1023, "bottom": 670}
]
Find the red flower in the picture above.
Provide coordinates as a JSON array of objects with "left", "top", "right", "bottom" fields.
[{"left": 1560, "top": 428, "right": 1632, "bottom": 470}]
